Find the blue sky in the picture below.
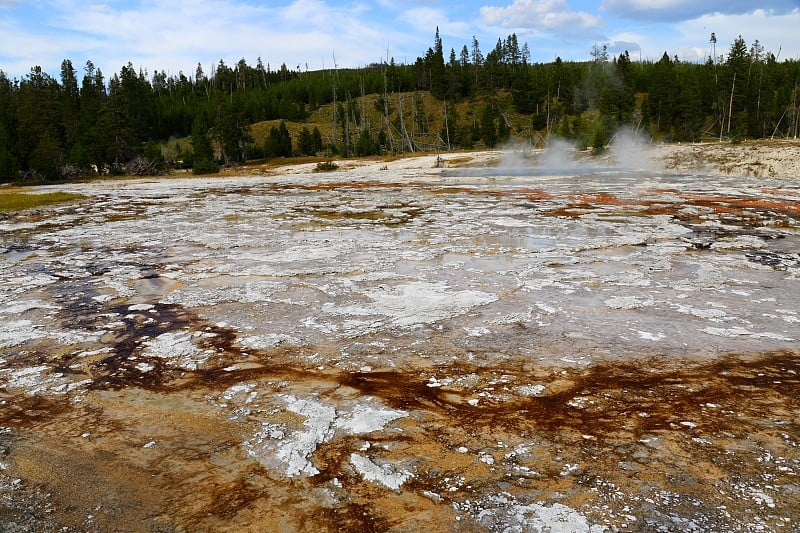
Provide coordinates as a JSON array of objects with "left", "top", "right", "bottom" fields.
[{"left": 1, "top": 0, "right": 799, "bottom": 81}]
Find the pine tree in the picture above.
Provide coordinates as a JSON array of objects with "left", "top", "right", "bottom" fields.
[
  {"left": 725, "top": 35, "right": 750, "bottom": 136},
  {"left": 30, "top": 130, "right": 64, "bottom": 180},
  {"left": 192, "top": 119, "right": 214, "bottom": 167},
  {"left": 78, "top": 61, "right": 107, "bottom": 165},
  {"left": 471, "top": 36, "right": 483, "bottom": 90},
  {"left": 298, "top": 126, "right": 314, "bottom": 155},
  {"left": 265, "top": 120, "right": 292, "bottom": 157},
  {"left": 16, "top": 66, "right": 61, "bottom": 177},
  {"left": 0, "top": 71, "right": 19, "bottom": 179},
  {"left": 648, "top": 52, "right": 677, "bottom": 136},
  {"left": 459, "top": 45, "right": 471, "bottom": 98},
  {"left": 430, "top": 27, "right": 446, "bottom": 99},
  {"left": 311, "top": 126, "right": 323, "bottom": 154},
  {"left": 60, "top": 60, "right": 80, "bottom": 162},
  {"left": 215, "top": 102, "right": 251, "bottom": 163},
  {"left": 480, "top": 105, "right": 497, "bottom": 147}
]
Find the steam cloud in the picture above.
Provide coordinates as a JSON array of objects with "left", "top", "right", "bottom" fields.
[{"left": 496, "top": 127, "right": 652, "bottom": 175}]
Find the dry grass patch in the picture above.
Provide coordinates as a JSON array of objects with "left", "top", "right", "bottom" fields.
[
  {"left": 0, "top": 190, "right": 86, "bottom": 213},
  {"left": 443, "top": 156, "right": 476, "bottom": 167}
]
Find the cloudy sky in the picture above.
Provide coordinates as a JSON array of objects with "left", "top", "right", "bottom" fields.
[{"left": 1, "top": 0, "right": 798, "bottom": 80}]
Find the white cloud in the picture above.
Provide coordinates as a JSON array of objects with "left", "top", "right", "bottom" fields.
[
  {"left": 677, "top": 9, "right": 800, "bottom": 61},
  {"left": 401, "top": 6, "right": 472, "bottom": 36},
  {"left": 0, "top": 0, "right": 422, "bottom": 79},
  {"left": 601, "top": 0, "right": 799, "bottom": 22},
  {"left": 3, "top": 0, "right": 797, "bottom": 80},
  {"left": 606, "top": 40, "right": 641, "bottom": 54},
  {"left": 596, "top": 8, "right": 800, "bottom": 63},
  {"left": 0, "top": 14, "right": 102, "bottom": 78},
  {"left": 480, "top": 0, "right": 604, "bottom": 32},
  {"left": 282, "top": 0, "right": 339, "bottom": 25}
]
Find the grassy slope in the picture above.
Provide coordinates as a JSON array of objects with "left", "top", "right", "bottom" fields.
[
  {"left": 168, "top": 88, "right": 616, "bottom": 164},
  {"left": 248, "top": 90, "right": 535, "bottom": 153}
]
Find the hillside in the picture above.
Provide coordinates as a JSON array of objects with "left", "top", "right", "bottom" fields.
[
  {"left": 2, "top": 32, "right": 799, "bottom": 181},
  {"left": 249, "top": 89, "right": 549, "bottom": 158}
]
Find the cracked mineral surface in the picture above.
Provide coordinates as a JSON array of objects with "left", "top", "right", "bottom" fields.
[{"left": 1, "top": 147, "right": 799, "bottom": 531}]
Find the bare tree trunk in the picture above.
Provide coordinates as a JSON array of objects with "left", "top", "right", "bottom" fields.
[
  {"left": 344, "top": 94, "right": 350, "bottom": 156},
  {"left": 757, "top": 64, "right": 763, "bottom": 135},
  {"left": 383, "top": 70, "right": 395, "bottom": 153},
  {"left": 794, "top": 79, "right": 799, "bottom": 139},
  {"left": 771, "top": 108, "right": 788, "bottom": 140},
  {"left": 727, "top": 72, "right": 736, "bottom": 134},
  {"left": 443, "top": 103, "right": 451, "bottom": 151},
  {"left": 712, "top": 42, "right": 724, "bottom": 142},
  {"left": 398, "top": 94, "right": 414, "bottom": 153},
  {"left": 545, "top": 91, "right": 551, "bottom": 137},
  {"left": 332, "top": 53, "right": 338, "bottom": 149},
  {"left": 360, "top": 77, "right": 367, "bottom": 134}
]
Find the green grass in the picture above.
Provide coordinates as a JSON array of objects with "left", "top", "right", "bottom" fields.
[{"left": 0, "top": 190, "right": 86, "bottom": 214}]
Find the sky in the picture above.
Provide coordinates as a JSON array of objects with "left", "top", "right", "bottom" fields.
[{"left": 1, "top": 0, "right": 799, "bottom": 81}]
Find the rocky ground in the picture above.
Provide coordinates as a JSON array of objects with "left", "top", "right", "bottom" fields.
[{"left": 1, "top": 141, "right": 799, "bottom": 532}]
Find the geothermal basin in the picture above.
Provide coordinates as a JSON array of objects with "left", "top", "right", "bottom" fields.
[{"left": 1, "top": 150, "right": 799, "bottom": 531}]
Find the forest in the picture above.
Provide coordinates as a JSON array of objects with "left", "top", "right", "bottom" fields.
[{"left": 1, "top": 30, "right": 799, "bottom": 181}]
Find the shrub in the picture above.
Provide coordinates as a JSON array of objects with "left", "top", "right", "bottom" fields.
[
  {"left": 314, "top": 161, "right": 338, "bottom": 172},
  {"left": 192, "top": 159, "right": 220, "bottom": 175}
]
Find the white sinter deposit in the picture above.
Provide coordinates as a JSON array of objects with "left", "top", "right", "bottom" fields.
[{"left": 1, "top": 146, "right": 799, "bottom": 531}]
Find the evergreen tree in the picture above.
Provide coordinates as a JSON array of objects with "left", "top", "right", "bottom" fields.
[
  {"left": 265, "top": 120, "right": 292, "bottom": 157},
  {"left": 29, "top": 130, "right": 64, "bottom": 180},
  {"left": 511, "top": 65, "right": 534, "bottom": 113},
  {"left": 648, "top": 52, "right": 677, "bottom": 136},
  {"left": 471, "top": 36, "right": 483, "bottom": 90},
  {"left": 142, "top": 139, "right": 165, "bottom": 173},
  {"left": 16, "top": 66, "right": 61, "bottom": 178},
  {"left": 78, "top": 61, "right": 107, "bottom": 166},
  {"left": 101, "top": 63, "right": 157, "bottom": 165},
  {"left": 311, "top": 126, "right": 323, "bottom": 154},
  {"left": 60, "top": 59, "right": 80, "bottom": 163},
  {"left": 429, "top": 27, "right": 446, "bottom": 99},
  {"left": 673, "top": 66, "right": 703, "bottom": 141},
  {"left": 459, "top": 45, "right": 472, "bottom": 98},
  {"left": 447, "top": 48, "right": 460, "bottom": 100},
  {"left": 298, "top": 126, "right": 314, "bottom": 156},
  {"left": 216, "top": 102, "right": 250, "bottom": 163},
  {"left": 191, "top": 117, "right": 217, "bottom": 173},
  {"left": 355, "top": 128, "right": 380, "bottom": 156},
  {"left": 724, "top": 35, "right": 750, "bottom": 136},
  {"left": 0, "top": 71, "right": 18, "bottom": 179},
  {"left": 480, "top": 105, "right": 497, "bottom": 147}
]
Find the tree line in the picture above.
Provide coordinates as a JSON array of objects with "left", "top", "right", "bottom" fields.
[{"left": 0, "top": 31, "right": 798, "bottom": 180}]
